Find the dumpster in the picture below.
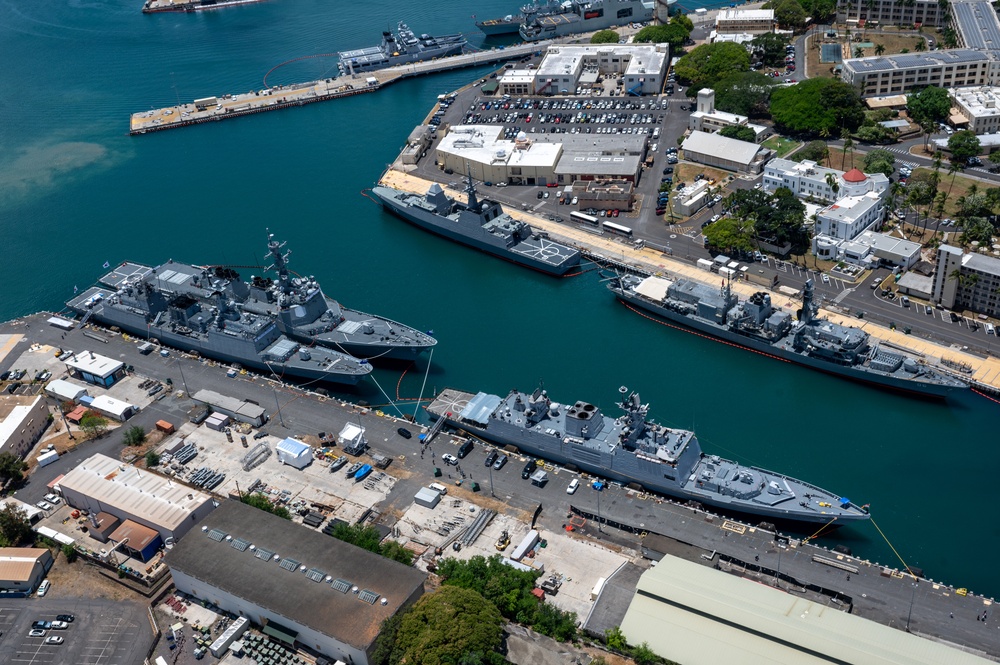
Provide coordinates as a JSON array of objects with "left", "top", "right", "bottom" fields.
[
  {"left": 471, "top": 482, "right": 481, "bottom": 492},
  {"left": 433, "top": 467, "right": 442, "bottom": 477}
]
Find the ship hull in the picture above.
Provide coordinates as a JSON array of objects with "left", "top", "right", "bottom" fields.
[
  {"left": 372, "top": 187, "right": 580, "bottom": 276},
  {"left": 71, "top": 303, "right": 366, "bottom": 386},
  {"left": 613, "top": 288, "right": 960, "bottom": 399},
  {"left": 429, "top": 408, "right": 866, "bottom": 525},
  {"left": 476, "top": 20, "right": 522, "bottom": 35},
  {"left": 520, "top": 1, "right": 655, "bottom": 41}
]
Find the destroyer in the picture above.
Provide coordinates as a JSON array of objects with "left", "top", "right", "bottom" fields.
[
  {"left": 371, "top": 176, "right": 581, "bottom": 275},
  {"left": 477, "top": 0, "right": 579, "bottom": 36},
  {"left": 427, "top": 385, "right": 869, "bottom": 525},
  {"left": 610, "top": 274, "right": 968, "bottom": 398},
  {"left": 519, "top": 0, "right": 657, "bottom": 41},
  {"left": 338, "top": 22, "right": 466, "bottom": 75}
]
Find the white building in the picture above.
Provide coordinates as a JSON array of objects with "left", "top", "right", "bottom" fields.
[
  {"left": 841, "top": 50, "right": 995, "bottom": 98},
  {"left": 64, "top": 350, "right": 125, "bottom": 387},
  {"left": 0, "top": 395, "right": 48, "bottom": 460},
  {"left": 934, "top": 244, "right": 1000, "bottom": 315},
  {"left": 89, "top": 394, "right": 136, "bottom": 421},
  {"left": 763, "top": 159, "right": 890, "bottom": 203},
  {"left": 949, "top": 85, "right": 1000, "bottom": 134},
  {"left": 165, "top": 501, "right": 426, "bottom": 665},
  {"left": 45, "top": 379, "right": 88, "bottom": 403},
  {"left": 276, "top": 438, "right": 312, "bottom": 470},
  {"left": 814, "top": 192, "right": 885, "bottom": 241},
  {"left": 814, "top": 230, "right": 921, "bottom": 269},
  {"left": 836, "top": 0, "right": 945, "bottom": 27},
  {"left": 512, "top": 43, "right": 669, "bottom": 97},
  {"left": 681, "top": 131, "right": 772, "bottom": 173},
  {"left": 715, "top": 8, "right": 775, "bottom": 34},
  {"left": 0, "top": 548, "right": 54, "bottom": 594},
  {"left": 688, "top": 89, "right": 768, "bottom": 141},
  {"left": 58, "top": 453, "right": 217, "bottom": 541}
]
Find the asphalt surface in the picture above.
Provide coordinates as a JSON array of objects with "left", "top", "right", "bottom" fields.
[{"left": 0, "top": 598, "right": 152, "bottom": 665}]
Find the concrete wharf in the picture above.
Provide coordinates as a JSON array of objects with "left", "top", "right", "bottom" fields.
[
  {"left": 378, "top": 169, "right": 1000, "bottom": 399},
  {"left": 2, "top": 312, "right": 997, "bottom": 659},
  {"left": 142, "top": 0, "right": 264, "bottom": 13},
  {"left": 129, "top": 42, "right": 549, "bottom": 136}
]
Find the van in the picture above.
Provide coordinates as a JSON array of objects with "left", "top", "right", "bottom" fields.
[
  {"left": 987, "top": 323, "right": 996, "bottom": 335},
  {"left": 457, "top": 439, "right": 474, "bottom": 459},
  {"left": 428, "top": 483, "right": 448, "bottom": 495}
]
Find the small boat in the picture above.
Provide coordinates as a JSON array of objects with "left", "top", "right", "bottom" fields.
[{"left": 354, "top": 464, "right": 373, "bottom": 481}]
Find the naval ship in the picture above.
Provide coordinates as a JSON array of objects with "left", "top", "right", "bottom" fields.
[
  {"left": 371, "top": 176, "right": 582, "bottom": 276},
  {"left": 427, "top": 385, "right": 870, "bottom": 525},
  {"left": 610, "top": 274, "right": 968, "bottom": 398},
  {"left": 338, "top": 22, "right": 467, "bottom": 75},
  {"left": 477, "top": 0, "right": 574, "bottom": 36},
  {"left": 519, "top": 0, "right": 656, "bottom": 41}
]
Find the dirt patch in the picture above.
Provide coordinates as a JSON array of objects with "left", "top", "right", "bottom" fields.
[{"left": 41, "top": 550, "right": 147, "bottom": 603}]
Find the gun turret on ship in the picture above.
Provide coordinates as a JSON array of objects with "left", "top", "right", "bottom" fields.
[
  {"left": 609, "top": 274, "right": 968, "bottom": 398},
  {"left": 427, "top": 385, "right": 869, "bottom": 525}
]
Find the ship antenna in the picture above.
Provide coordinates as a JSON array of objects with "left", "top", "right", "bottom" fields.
[
  {"left": 264, "top": 230, "right": 292, "bottom": 293},
  {"left": 801, "top": 279, "right": 816, "bottom": 323},
  {"left": 465, "top": 167, "right": 479, "bottom": 211}
]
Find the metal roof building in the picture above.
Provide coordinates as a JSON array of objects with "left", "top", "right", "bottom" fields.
[
  {"left": 57, "top": 453, "right": 216, "bottom": 541},
  {"left": 164, "top": 500, "right": 426, "bottom": 665},
  {"left": 0, "top": 548, "right": 54, "bottom": 594},
  {"left": 621, "top": 555, "right": 994, "bottom": 665},
  {"left": 681, "top": 131, "right": 771, "bottom": 173},
  {"left": 64, "top": 350, "right": 125, "bottom": 387}
]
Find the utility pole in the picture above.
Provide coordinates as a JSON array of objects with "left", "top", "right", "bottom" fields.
[{"left": 906, "top": 578, "right": 919, "bottom": 632}]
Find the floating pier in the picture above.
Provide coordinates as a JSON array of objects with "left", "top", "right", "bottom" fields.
[{"left": 143, "top": 0, "right": 266, "bottom": 13}]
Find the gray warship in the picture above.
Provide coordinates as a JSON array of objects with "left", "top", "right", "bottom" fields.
[
  {"left": 519, "top": 0, "right": 657, "bottom": 41},
  {"left": 371, "top": 177, "right": 582, "bottom": 275},
  {"left": 427, "top": 385, "right": 869, "bottom": 525},
  {"left": 477, "top": 0, "right": 572, "bottom": 36},
  {"left": 338, "top": 22, "right": 467, "bottom": 75},
  {"left": 610, "top": 274, "right": 968, "bottom": 398}
]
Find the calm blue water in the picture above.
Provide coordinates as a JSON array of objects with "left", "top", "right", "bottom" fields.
[{"left": 1, "top": 0, "right": 998, "bottom": 599}]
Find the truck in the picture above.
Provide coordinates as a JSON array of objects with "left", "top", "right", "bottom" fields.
[{"left": 37, "top": 450, "right": 59, "bottom": 467}]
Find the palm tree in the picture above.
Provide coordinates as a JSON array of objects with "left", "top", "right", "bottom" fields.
[
  {"left": 946, "top": 162, "right": 961, "bottom": 199},
  {"left": 841, "top": 129, "right": 854, "bottom": 170},
  {"left": 933, "top": 191, "right": 949, "bottom": 225},
  {"left": 875, "top": 43, "right": 886, "bottom": 55},
  {"left": 854, "top": 46, "right": 865, "bottom": 58},
  {"left": 825, "top": 172, "right": 841, "bottom": 201}
]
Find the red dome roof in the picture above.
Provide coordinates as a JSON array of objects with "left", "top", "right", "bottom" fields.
[{"left": 842, "top": 168, "right": 867, "bottom": 183}]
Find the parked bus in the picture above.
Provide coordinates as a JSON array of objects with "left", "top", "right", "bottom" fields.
[
  {"left": 602, "top": 221, "right": 634, "bottom": 238},
  {"left": 570, "top": 211, "right": 599, "bottom": 226}
]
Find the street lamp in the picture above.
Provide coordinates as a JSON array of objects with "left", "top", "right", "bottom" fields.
[
  {"left": 906, "top": 578, "right": 919, "bottom": 632},
  {"left": 489, "top": 462, "right": 496, "bottom": 498},
  {"left": 271, "top": 382, "right": 286, "bottom": 428},
  {"left": 596, "top": 488, "right": 603, "bottom": 533}
]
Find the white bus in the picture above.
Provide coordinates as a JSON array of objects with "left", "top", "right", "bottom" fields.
[
  {"left": 570, "top": 211, "right": 599, "bottom": 226},
  {"left": 602, "top": 221, "right": 633, "bottom": 238}
]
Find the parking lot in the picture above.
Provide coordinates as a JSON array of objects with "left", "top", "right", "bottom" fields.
[{"left": 0, "top": 599, "right": 152, "bottom": 665}]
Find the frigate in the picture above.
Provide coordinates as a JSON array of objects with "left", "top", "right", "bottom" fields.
[
  {"left": 610, "top": 274, "right": 968, "bottom": 398},
  {"left": 518, "top": 0, "right": 657, "bottom": 41},
  {"left": 338, "top": 22, "right": 467, "bottom": 75},
  {"left": 477, "top": 0, "right": 574, "bottom": 36},
  {"left": 371, "top": 176, "right": 582, "bottom": 275},
  {"left": 427, "top": 385, "right": 870, "bottom": 525}
]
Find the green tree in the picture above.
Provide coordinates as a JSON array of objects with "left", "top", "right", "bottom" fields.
[
  {"left": 863, "top": 148, "right": 897, "bottom": 176},
  {"left": 907, "top": 86, "right": 951, "bottom": 126},
  {"left": 0, "top": 503, "right": 33, "bottom": 547},
  {"left": 713, "top": 72, "right": 775, "bottom": 118},
  {"left": 875, "top": 43, "right": 886, "bottom": 55},
  {"left": 631, "top": 642, "right": 659, "bottom": 665},
  {"left": 241, "top": 492, "right": 292, "bottom": 520},
  {"left": 122, "top": 425, "right": 146, "bottom": 447},
  {"left": 989, "top": 152, "right": 1000, "bottom": 167},
  {"left": 79, "top": 412, "right": 109, "bottom": 439},
  {"left": 331, "top": 522, "right": 384, "bottom": 553},
  {"left": 770, "top": 77, "right": 864, "bottom": 136},
  {"left": 605, "top": 625, "right": 628, "bottom": 650},
  {"left": 774, "top": 0, "right": 807, "bottom": 28},
  {"left": 392, "top": 587, "right": 504, "bottom": 665},
  {"left": 0, "top": 451, "right": 29, "bottom": 484},
  {"left": 961, "top": 217, "right": 995, "bottom": 245},
  {"left": 671, "top": 13, "right": 694, "bottom": 32},
  {"left": 948, "top": 130, "right": 981, "bottom": 164},
  {"left": 590, "top": 29, "right": 620, "bottom": 44},
  {"left": 854, "top": 46, "right": 865, "bottom": 58},
  {"left": 61, "top": 544, "right": 78, "bottom": 563},
  {"left": 795, "top": 140, "right": 830, "bottom": 163},
  {"left": 750, "top": 32, "right": 789, "bottom": 67},
  {"left": 634, "top": 24, "right": 689, "bottom": 51},
  {"left": 718, "top": 125, "right": 757, "bottom": 142},
  {"left": 675, "top": 42, "right": 751, "bottom": 90},
  {"left": 379, "top": 539, "right": 415, "bottom": 567},
  {"left": 145, "top": 451, "right": 161, "bottom": 467},
  {"left": 703, "top": 216, "right": 756, "bottom": 254},
  {"left": 856, "top": 123, "right": 894, "bottom": 144}
]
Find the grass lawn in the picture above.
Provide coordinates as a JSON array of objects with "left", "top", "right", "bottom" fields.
[
  {"left": 806, "top": 32, "right": 928, "bottom": 79},
  {"left": 849, "top": 33, "right": 927, "bottom": 59},
  {"left": 909, "top": 167, "right": 986, "bottom": 217},
  {"left": 762, "top": 136, "right": 801, "bottom": 158},
  {"left": 806, "top": 33, "right": 841, "bottom": 80},
  {"left": 673, "top": 163, "right": 731, "bottom": 188},
  {"left": 821, "top": 147, "right": 865, "bottom": 171}
]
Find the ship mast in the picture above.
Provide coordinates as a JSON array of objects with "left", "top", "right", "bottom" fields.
[
  {"left": 464, "top": 168, "right": 479, "bottom": 211},
  {"left": 264, "top": 232, "right": 292, "bottom": 295},
  {"left": 800, "top": 278, "right": 817, "bottom": 323}
]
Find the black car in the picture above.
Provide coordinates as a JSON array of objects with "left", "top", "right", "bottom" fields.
[
  {"left": 521, "top": 459, "right": 538, "bottom": 479},
  {"left": 457, "top": 439, "right": 474, "bottom": 458},
  {"left": 55, "top": 615, "right": 75, "bottom": 623},
  {"left": 31, "top": 621, "right": 51, "bottom": 630},
  {"left": 396, "top": 427, "right": 412, "bottom": 439},
  {"left": 0, "top": 371, "right": 8, "bottom": 381},
  {"left": 484, "top": 450, "right": 498, "bottom": 467}
]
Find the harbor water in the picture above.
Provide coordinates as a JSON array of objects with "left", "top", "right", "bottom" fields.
[{"left": 2, "top": 0, "right": 999, "bottom": 602}]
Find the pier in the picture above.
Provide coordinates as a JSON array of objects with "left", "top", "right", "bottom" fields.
[
  {"left": 129, "top": 42, "right": 549, "bottom": 136},
  {"left": 143, "top": 0, "right": 266, "bottom": 13},
  {"left": 378, "top": 169, "right": 1000, "bottom": 397}
]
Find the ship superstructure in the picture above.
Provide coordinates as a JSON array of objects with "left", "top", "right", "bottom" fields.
[{"left": 338, "top": 22, "right": 467, "bottom": 75}]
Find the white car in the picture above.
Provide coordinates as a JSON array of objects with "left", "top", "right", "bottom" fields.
[
  {"left": 43, "top": 493, "right": 61, "bottom": 505},
  {"left": 441, "top": 453, "right": 459, "bottom": 466},
  {"left": 37, "top": 579, "right": 50, "bottom": 597},
  {"left": 36, "top": 501, "right": 52, "bottom": 511},
  {"left": 567, "top": 478, "right": 580, "bottom": 494},
  {"left": 571, "top": 196, "right": 578, "bottom": 205},
  {"left": 50, "top": 621, "right": 68, "bottom": 630}
]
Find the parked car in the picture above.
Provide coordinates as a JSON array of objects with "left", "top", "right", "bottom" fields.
[
  {"left": 43, "top": 493, "right": 61, "bottom": 505},
  {"left": 50, "top": 621, "right": 68, "bottom": 630},
  {"left": 441, "top": 453, "right": 458, "bottom": 466},
  {"left": 36, "top": 500, "right": 52, "bottom": 511},
  {"left": 55, "top": 615, "right": 75, "bottom": 623},
  {"left": 29, "top": 629, "right": 46, "bottom": 638},
  {"left": 396, "top": 427, "right": 412, "bottom": 439},
  {"left": 45, "top": 636, "right": 64, "bottom": 645},
  {"left": 567, "top": 478, "right": 580, "bottom": 494},
  {"left": 493, "top": 454, "right": 508, "bottom": 470},
  {"left": 37, "top": 580, "right": 50, "bottom": 597},
  {"left": 521, "top": 459, "right": 538, "bottom": 479},
  {"left": 484, "top": 450, "right": 499, "bottom": 467},
  {"left": 31, "top": 621, "right": 51, "bottom": 630}
]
